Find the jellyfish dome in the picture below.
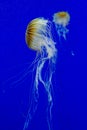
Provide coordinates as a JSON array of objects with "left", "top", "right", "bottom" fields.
[
  {"left": 53, "top": 11, "right": 70, "bottom": 27},
  {"left": 25, "top": 18, "right": 57, "bottom": 58}
]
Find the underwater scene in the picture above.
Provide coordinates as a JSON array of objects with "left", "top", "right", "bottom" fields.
[{"left": 0, "top": 0, "right": 87, "bottom": 130}]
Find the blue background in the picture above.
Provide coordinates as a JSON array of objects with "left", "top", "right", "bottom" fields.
[{"left": 0, "top": 0, "right": 87, "bottom": 130}]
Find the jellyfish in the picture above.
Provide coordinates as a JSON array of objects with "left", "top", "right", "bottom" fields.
[
  {"left": 23, "top": 18, "right": 57, "bottom": 130},
  {"left": 53, "top": 11, "right": 70, "bottom": 40}
]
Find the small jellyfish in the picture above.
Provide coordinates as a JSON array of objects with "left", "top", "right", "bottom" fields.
[
  {"left": 24, "top": 18, "right": 57, "bottom": 130},
  {"left": 53, "top": 11, "right": 70, "bottom": 39}
]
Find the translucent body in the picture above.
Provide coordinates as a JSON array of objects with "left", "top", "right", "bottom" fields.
[
  {"left": 23, "top": 18, "right": 57, "bottom": 130},
  {"left": 53, "top": 11, "right": 70, "bottom": 39}
]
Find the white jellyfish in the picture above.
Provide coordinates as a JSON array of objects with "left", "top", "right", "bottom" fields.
[
  {"left": 23, "top": 18, "right": 57, "bottom": 130},
  {"left": 53, "top": 11, "right": 70, "bottom": 40}
]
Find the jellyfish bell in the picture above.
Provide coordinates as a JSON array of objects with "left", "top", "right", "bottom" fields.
[
  {"left": 25, "top": 18, "right": 47, "bottom": 51},
  {"left": 53, "top": 11, "right": 70, "bottom": 39},
  {"left": 53, "top": 11, "right": 70, "bottom": 27},
  {"left": 25, "top": 18, "right": 57, "bottom": 59}
]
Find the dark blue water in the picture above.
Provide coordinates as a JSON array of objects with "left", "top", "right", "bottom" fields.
[{"left": 0, "top": 0, "right": 87, "bottom": 130}]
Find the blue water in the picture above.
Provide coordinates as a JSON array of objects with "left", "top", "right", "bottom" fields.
[{"left": 0, "top": 0, "right": 87, "bottom": 130}]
